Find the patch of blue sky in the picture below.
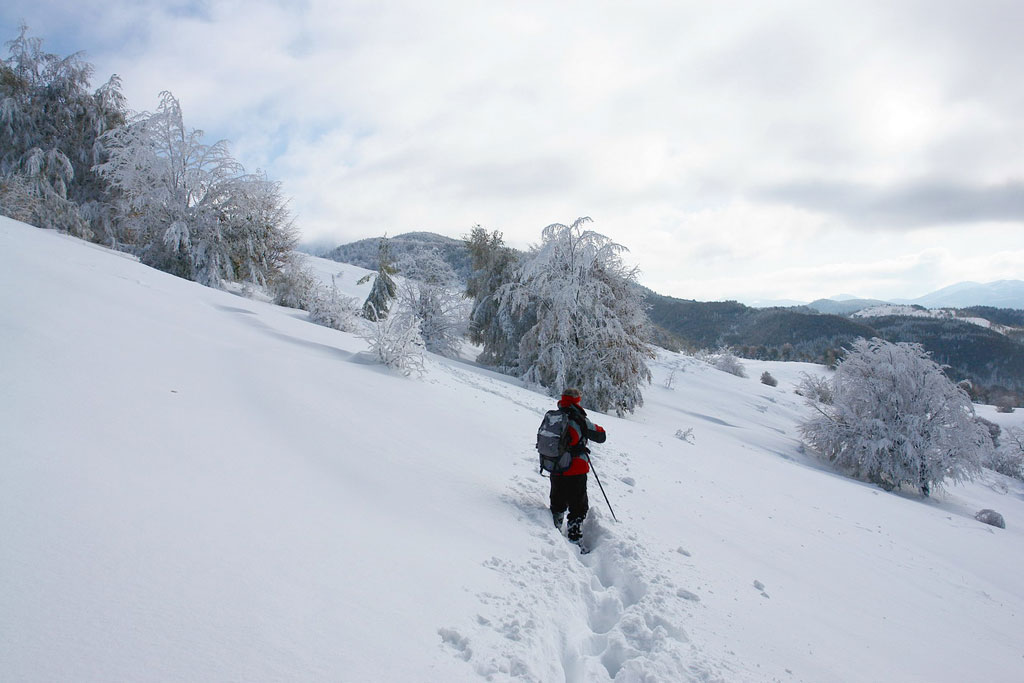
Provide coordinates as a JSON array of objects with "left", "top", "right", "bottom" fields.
[{"left": 164, "top": 0, "right": 213, "bottom": 21}]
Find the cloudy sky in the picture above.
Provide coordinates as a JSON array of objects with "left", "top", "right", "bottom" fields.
[{"left": 4, "top": 0, "right": 1023, "bottom": 304}]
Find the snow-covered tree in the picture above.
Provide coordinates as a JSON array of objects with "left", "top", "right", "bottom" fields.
[
  {"left": 499, "top": 217, "right": 654, "bottom": 416},
  {"left": 396, "top": 249, "right": 467, "bottom": 357},
  {"left": 0, "top": 26, "right": 126, "bottom": 238},
  {"left": 219, "top": 171, "right": 297, "bottom": 287},
  {"left": 986, "top": 426, "right": 1024, "bottom": 480},
  {"left": 712, "top": 350, "right": 747, "bottom": 377},
  {"left": 360, "top": 236, "right": 398, "bottom": 320},
  {"left": 795, "top": 371, "right": 834, "bottom": 405},
  {"left": 96, "top": 91, "right": 237, "bottom": 283},
  {"left": 269, "top": 254, "right": 358, "bottom": 332},
  {"left": 359, "top": 302, "right": 426, "bottom": 377},
  {"left": 464, "top": 226, "right": 524, "bottom": 369},
  {"left": 800, "top": 338, "right": 989, "bottom": 496},
  {"left": 308, "top": 276, "right": 360, "bottom": 333},
  {"left": 95, "top": 91, "right": 294, "bottom": 287},
  {"left": 271, "top": 254, "right": 320, "bottom": 310}
]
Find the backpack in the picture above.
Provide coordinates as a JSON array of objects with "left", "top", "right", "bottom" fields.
[{"left": 536, "top": 409, "right": 575, "bottom": 474}]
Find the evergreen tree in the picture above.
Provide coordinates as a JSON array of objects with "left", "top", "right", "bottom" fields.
[
  {"left": 500, "top": 217, "right": 654, "bottom": 416},
  {"left": 800, "top": 337, "right": 989, "bottom": 496},
  {"left": 361, "top": 236, "right": 398, "bottom": 320}
]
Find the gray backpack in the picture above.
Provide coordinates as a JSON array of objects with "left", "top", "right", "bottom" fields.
[{"left": 536, "top": 409, "right": 574, "bottom": 474}]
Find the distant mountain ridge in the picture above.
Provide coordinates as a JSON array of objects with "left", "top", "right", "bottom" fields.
[
  {"left": 805, "top": 280, "right": 1024, "bottom": 313},
  {"left": 894, "top": 280, "right": 1024, "bottom": 310}
]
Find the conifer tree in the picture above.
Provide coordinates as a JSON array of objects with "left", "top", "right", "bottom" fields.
[{"left": 361, "top": 236, "right": 398, "bottom": 320}]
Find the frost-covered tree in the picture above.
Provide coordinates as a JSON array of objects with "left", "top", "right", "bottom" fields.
[
  {"left": 360, "top": 236, "right": 398, "bottom": 320},
  {"left": 800, "top": 338, "right": 989, "bottom": 496},
  {"left": 464, "top": 226, "right": 525, "bottom": 369},
  {"left": 711, "top": 350, "right": 747, "bottom": 377},
  {"left": 308, "top": 275, "right": 360, "bottom": 333},
  {"left": 396, "top": 249, "right": 467, "bottom": 357},
  {"left": 271, "top": 253, "right": 321, "bottom": 310},
  {"left": 269, "top": 254, "right": 358, "bottom": 332},
  {"left": 500, "top": 217, "right": 654, "bottom": 416},
  {"left": 219, "top": 171, "right": 297, "bottom": 287},
  {"left": 359, "top": 302, "right": 426, "bottom": 377},
  {"left": 95, "top": 91, "right": 294, "bottom": 286},
  {"left": 795, "top": 371, "right": 833, "bottom": 405},
  {"left": 0, "top": 25, "right": 126, "bottom": 238},
  {"left": 96, "top": 91, "right": 237, "bottom": 283},
  {"left": 986, "top": 426, "right": 1024, "bottom": 480}
]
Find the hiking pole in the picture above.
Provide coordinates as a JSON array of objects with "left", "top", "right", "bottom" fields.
[{"left": 588, "top": 458, "right": 618, "bottom": 522}]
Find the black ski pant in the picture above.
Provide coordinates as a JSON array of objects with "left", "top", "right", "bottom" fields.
[{"left": 550, "top": 473, "right": 588, "bottom": 541}]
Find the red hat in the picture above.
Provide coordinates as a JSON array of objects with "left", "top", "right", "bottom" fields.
[{"left": 559, "top": 388, "right": 582, "bottom": 407}]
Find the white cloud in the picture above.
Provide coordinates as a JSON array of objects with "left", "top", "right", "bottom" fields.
[{"left": 3, "top": 0, "right": 1023, "bottom": 302}]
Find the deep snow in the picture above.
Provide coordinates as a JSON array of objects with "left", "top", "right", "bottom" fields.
[{"left": 2, "top": 217, "right": 1023, "bottom": 682}]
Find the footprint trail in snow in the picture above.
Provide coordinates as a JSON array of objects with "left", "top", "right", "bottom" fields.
[{"left": 440, "top": 473, "right": 725, "bottom": 682}]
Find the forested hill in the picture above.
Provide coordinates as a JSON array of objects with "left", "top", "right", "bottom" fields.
[
  {"left": 644, "top": 293, "right": 878, "bottom": 356},
  {"left": 645, "top": 289, "right": 1024, "bottom": 401},
  {"left": 323, "top": 232, "right": 474, "bottom": 282}
]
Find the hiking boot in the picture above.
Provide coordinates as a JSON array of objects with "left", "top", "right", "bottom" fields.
[{"left": 552, "top": 511, "right": 565, "bottom": 529}]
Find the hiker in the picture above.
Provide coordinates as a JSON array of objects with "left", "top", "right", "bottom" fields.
[{"left": 549, "top": 388, "right": 606, "bottom": 546}]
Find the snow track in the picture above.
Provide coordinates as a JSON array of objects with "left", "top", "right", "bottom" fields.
[
  {"left": 431, "top": 354, "right": 725, "bottom": 681},
  {"left": 440, "top": 470, "right": 723, "bottom": 682}
]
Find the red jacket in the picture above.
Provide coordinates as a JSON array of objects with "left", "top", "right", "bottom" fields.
[{"left": 555, "top": 395, "right": 606, "bottom": 476}]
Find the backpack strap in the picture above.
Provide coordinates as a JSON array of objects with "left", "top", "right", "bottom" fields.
[{"left": 563, "top": 406, "right": 589, "bottom": 456}]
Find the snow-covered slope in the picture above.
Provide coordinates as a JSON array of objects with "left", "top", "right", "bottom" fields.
[
  {"left": 301, "top": 252, "right": 376, "bottom": 300},
  {"left": 3, "top": 217, "right": 1023, "bottom": 682}
]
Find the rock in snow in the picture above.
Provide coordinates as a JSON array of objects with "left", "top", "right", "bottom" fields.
[{"left": 975, "top": 509, "right": 1006, "bottom": 529}]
